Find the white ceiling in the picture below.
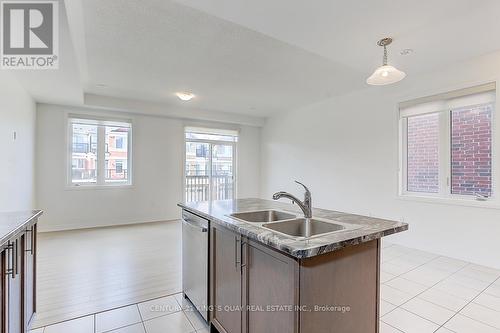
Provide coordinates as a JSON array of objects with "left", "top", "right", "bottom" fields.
[
  {"left": 9, "top": 0, "right": 83, "bottom": 105},
  {"left": 81, "top": 0, "right": 363, "bottom": 117},
  {"left": 174, "top": 0, "right": 500, "bottom": 75},
  {"left": 9, "top": 0, "right": 500, "bottom": 120}
]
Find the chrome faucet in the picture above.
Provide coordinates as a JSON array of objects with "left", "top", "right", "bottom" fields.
[{"left": 272, "top": 181, "right": 312, "bottom": 218}]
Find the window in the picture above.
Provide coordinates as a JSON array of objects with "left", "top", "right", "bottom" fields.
[
  {"left": 400, "top": 83, "right": 496, "bottom": 201},
  {"left": 116, "top": 161, "right": 124, "bottom": 173},
  {"left": 450, "top": 104, "right": 493, "bottom": 197},
  {"left": 406, "top": 113, "right": 440, "bottom": 193},
  {"left": 116, "top": 137, "right": 124, "bottom": 149},
  {"left": 70, "top": 123, "right": 98, "bottom": 183},
  {"left": 184, "top": 127, "right": 237, "bottom": 202},
  {"left": 68, "top": 116, "right": 132, "bottom": 186},
  {"left": 196, "top": 144, "right": 208, "bottom": 158}
]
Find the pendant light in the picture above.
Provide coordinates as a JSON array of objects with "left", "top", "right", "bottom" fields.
[{"left": 366, "top": 37, "right": 406, "bottom": 86}]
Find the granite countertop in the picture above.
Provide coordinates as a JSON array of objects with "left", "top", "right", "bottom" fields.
[
  {"left": 0, "top": 210, "right": 43, "bottom": 248},
  {"left": 178, "top": 198, "right": 407, "bottom": 259}
]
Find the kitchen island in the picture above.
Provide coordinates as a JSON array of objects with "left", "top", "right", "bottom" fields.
[{"left": 179, "top": 198, "right": 407, "bottom": 333}]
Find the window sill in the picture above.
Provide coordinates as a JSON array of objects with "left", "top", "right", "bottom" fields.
[
  {"left": 397, "top": 194, "right": 500, "bottom": 210},
  {"left": 65, "top": 184, "right": 134, "bottom": 191}
]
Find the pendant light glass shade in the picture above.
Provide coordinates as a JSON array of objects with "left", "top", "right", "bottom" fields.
[
  {"left": 366, "top": 37, "right": 406, "bottom": 86},
  {"left": 366, "top": 65, "right": 406, "bottom": 85}
]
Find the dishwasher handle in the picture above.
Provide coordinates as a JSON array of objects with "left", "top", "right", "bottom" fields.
[
  {"left": 182, "top": 219, "right": 208, "bottom": 233},
  {"left": 182, "top": 210, "right": 209, "bottom": 232}
]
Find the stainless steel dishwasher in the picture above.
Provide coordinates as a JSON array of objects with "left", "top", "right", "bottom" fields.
[{"left": 182, "top": 209, "right": 209, "bottom": 321}]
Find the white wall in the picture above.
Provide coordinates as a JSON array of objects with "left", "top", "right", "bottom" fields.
[
  {"left": 0, "top": 72, "right": 36, "bottom": 212},
  {"left": 261, "top": 50, "right": 500, "bottom": 269},
  {"left": 36, "top": 104, "right": 261, "bottom": 231}
]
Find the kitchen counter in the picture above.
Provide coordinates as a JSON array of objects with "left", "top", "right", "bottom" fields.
[
  {"left": 178, "top": 198, "right": 407, "bottom": 259},
  {"left": 0, "top": 210, "right": 41, "bottom": 331},
  {"left": 0, "top": 210, "right": 43, "bottom": 250}
]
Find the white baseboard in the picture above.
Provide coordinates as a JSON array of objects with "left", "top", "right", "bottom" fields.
[{"left": 38, "top": 218, "right": 180, "bottom": 233}]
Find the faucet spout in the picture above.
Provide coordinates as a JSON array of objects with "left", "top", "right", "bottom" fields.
[
  {"left": 272, "top": 181, "right": 312, "bottom": 218},
  {"left": 272, "top": 191, "right": 285, "bottom": 200}
]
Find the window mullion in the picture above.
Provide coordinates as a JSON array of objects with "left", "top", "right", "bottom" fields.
[
  {"left": 439, "top": 111, "right": 451, "bottom": 197},
  {"left": 492, "top": 101, "right": 499, "bottom": 203},
  {"left": 97, "top": 125, "right": 106, "bottom": 185},
  {"left": 400, "top": 118, "right": 409, "bottom": 194},
  {"left": 67, "top": 123, "right": 74, "bottom": 185},
  {"left": 232, "top": 144, "right": 237, "bottom": 199},
  {"left": 208, "top": 143, "right": 213, "bottom": 201}
]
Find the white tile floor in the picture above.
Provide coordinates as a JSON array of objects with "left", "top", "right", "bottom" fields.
[
  {"left": 30, "top": 242, "right": 500, "bottom": 333},
  {"left": 30, "top": 293, "right": 208, "bottom": 333},
  {"left": 380, "top": 242, "right": 500, "bottom": 333}
]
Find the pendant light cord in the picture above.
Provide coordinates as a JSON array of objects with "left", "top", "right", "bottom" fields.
[{"left": 383, "top": 45, "right": 388, "bottom": 65}]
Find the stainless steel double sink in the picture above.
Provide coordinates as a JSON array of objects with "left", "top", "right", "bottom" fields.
[{"left": 229, "top": 210, "right": 359, "bottom": 240}]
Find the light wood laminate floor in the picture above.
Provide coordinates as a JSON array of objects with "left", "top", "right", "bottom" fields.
[{"left": 33, "top": 221, "right": 182, "bottom": 328}]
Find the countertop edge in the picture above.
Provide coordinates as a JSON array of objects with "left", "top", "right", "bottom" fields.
[
  {"left": 0, "top": 210, "right": 43, "bottom": 249},
  {"left": 178, "top": 202, "right": 407, "bottom": 259}
]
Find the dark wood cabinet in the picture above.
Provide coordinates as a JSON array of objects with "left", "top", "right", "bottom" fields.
[
  {"left": 210, "top": 224, "right": 243, "bottom": 333},
  {"left": 209, "top": 222, "right": 380, "bottom": 333},
  {"left": 4, "top": 238, "right": 23, "bottom": 333},
  {"left": 24, "top": 225, "right": 36, "bottom": 330},
  {"left": 0, "top": 221, "right": 38, "bottom": 333},
  {"left": 1, "top": 251, "right": 4, "bottom": 331},
  {"left": 299, "top": 240, "right": 380, "bottom": 333},
  {"left": 244, "top": 240, "right": 299, "bottom": 333},
  {"left": 211, "top": 225, "right": 299, "bottom": 333}
]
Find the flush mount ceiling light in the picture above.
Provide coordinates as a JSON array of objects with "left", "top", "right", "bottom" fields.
[
  {"left": 366, "top": 37, "right": 406, "bottom": 86},
  {"left": 176, "top": 92, "right": 195, "bottom": 101}
]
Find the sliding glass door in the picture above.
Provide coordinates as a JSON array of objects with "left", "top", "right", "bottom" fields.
[
  {"left": 185, "top": 142, "right": 211, "bottom": 202},
  {"left": 185, "top": 128, "right": 237, "bottom": 202},
  {"left": 211, "top": 144, "right": 234, "bottom": 200}
]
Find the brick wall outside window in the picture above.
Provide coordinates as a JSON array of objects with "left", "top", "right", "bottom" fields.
[
  {"left": 407, "top": 113, "right": 440, "bottom": 193},
  {"left": 451, "top": 104, "right": 492, "bottom": 196}
]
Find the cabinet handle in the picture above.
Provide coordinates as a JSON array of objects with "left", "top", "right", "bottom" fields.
[
  {"left": 5, "top": 242, "right": 14, "bottom": 277},
  {"left": 26, "top": 227, "right": 33, "bottom": 254},
  {"left": 235, "top": 236, "right": 246, "bottom": 272},
  {"left": 235, "top": 236, "right": 239, "bottom": 268},
  {"left": 234, "top": 235, "right": 243, "bottom": 271},
  {"left": 32, "top": 225, "right": 35, "bottom": 254},
  {"left": 240, "top": 241, "right": 246, "bottom": 271},
  {"left": 14, "top": 239, "right": 18, "bottom": 276}
]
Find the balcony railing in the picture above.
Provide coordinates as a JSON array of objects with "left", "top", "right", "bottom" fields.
[
  {"left": 106, "top": 169, "right": 128, "bottom": 180},
  {"left": 72, "top": 169, "right": 97, "bottom": 182},
  {"left": 185, "top": 175, "right": 233, "bottom": 202},
  {"left": 72, "top": 143, "right": 98, "bottom": 154},
  {"left": 72, "top": 143, "right": 110, "bottom": 154},
  {"left": 72, "top": 169, "right": 128, "bottom": 182}
]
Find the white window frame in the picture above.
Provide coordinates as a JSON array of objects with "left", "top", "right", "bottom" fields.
[
  {"left": 398, "top": 83, "right": 500, "bottom": 207},
  {"left": 67, "top": 115, "right": 133, "bottom": 188},
  {"left": 183, "top": 127, "right": 238, "bottom": 202}
]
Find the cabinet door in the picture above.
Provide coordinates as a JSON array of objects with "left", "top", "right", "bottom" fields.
[
  {"left": 4, "top": 238, "right": 23, "bottom": 333},
  {"left": 211, "top": 224, "right": 242, "bottom": 333},
  {"left": 244, "top": 241, "right": 299, "bottom": 333},
  {"left": 1, "top": 250, "right": 4, "bottom": 331},
  {"left": 24, "top": 224, "right": 36, "bottom": 329}
]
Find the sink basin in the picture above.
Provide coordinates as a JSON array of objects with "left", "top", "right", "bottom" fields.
[
  {"left": 263, "top": 218, "right": 350, "bottom": 239},
  {"left": 230, "top": 210, "right": 296, "bottom": 223}
]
